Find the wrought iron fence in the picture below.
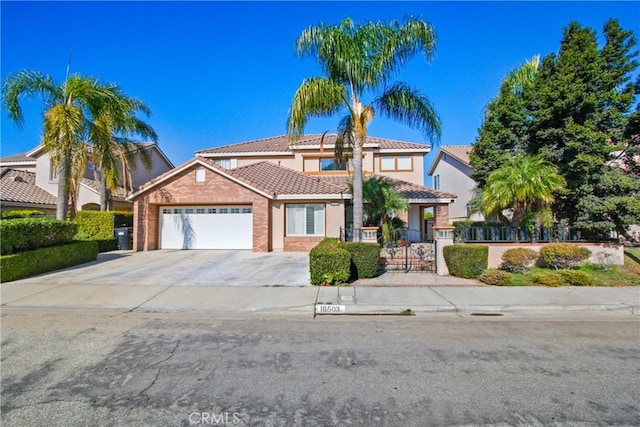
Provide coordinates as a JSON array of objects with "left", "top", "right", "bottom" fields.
[{"left": 455, "top": 225, "right": 617, "bottom": 243}]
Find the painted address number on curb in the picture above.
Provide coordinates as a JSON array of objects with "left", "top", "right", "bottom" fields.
[{"left": 316, "top": 304, "right": 346, "bottom": 314}]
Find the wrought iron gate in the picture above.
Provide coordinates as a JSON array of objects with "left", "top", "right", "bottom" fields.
[{"left": 380, "top": 242, "right": 437, "bottom": 272}]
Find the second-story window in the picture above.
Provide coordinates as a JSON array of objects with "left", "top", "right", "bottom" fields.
[
  {"left": 434, "top": 174, "right": 441, "bottom": 190},
  {"left": 320, "top": 158, "right": 347, "bottom": 171},
  {"left": 381, "top": 156, "right": 412, "bottom": 171}
]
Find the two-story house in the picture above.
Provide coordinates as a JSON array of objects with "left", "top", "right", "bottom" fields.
[
  {"left": 129, "top": 134, "right": 457, "bottom": 252},
  {"left": 427, "top": 145, "right": 483, "bottom": 223},
  {"left": 0, "top": 143, "right": 174, "bottom": 215}
]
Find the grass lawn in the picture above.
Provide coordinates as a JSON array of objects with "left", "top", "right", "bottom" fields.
[{"left": 487, "top": 249, "right": 640, "bottom": 287}]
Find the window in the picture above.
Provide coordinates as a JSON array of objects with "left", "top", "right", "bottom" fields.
[
  {"left": 287, "top": 204, "right": 325, "bottom": 236},
  {"left": 185, "top": 208, "right": 194, "bottom": 214},
  {"left": 213, "top": 159, "right": 237, "bottom": 169},
  {"left": 242, "top": 207, "right": 252, "bottom": 214},
  {"left": 219, "top": 208, "right": 229, "bottom": 214},
  {"left": 320, "top": 158, "right": 347, "bottom": 171},
  {"left": 49, "top": 165, "right": 59, "bottom": 181},
  {"left": 207, "top": 208, "right": 217, "bottom": 214},
  {"left": 173, "top": 208, "right": 183, "bottom": 214},
  {"left": 162, "top": 208, "right": 172, "bottom": 214},
  {"left": 195, "top": 168, "right": 206, "bottom": 182},
  {"left": 196, "top": 208, "right": 205, "bottom": 214},
  {"left": 381, "top": 156, "right": 412, "bottom": 171},
  {"left": 230, "top": 208, "right": 240, "bottom": 214},
  {"left": 434, "top": 175, "right": 441, "bottom": 190}
]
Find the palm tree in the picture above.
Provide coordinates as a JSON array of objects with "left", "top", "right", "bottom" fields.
[
  {"left": 88, "top": 94, "right": 157, "bottom": 211},
  {"left": 287, "top": 17, "right": 441, "bottom": 241},
  {"left": 3, "top": 70, "right": 128, "bottom": 220},
  {"left": 471, "top": 154, "right": 566, "bottom": 233},
  {"left": 361, "top": 177, "right": 409, "bottom": 242}
]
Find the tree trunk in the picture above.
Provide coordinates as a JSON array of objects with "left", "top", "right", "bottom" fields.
[
  {"left": 99, "top": 172, "right": 109, "bottom": 211},
  {"left": 56, "top": 157, "right": 69, "bottom": 221},
  {"left": 352, "top": 138, "right": 364, "bottom": 242}
]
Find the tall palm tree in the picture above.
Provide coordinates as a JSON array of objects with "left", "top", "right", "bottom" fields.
[
  {"left": 471, "top": 154, "right": 566, "bottom": 230},
  {"left": 88, "top": 94, "right": 157, "bottom": 211},
  {"left": 3, "top": 70, "right": 128, "bottom": 220},
  {"left": 287, "top": 17, "right": 441, "bottom": 241}
]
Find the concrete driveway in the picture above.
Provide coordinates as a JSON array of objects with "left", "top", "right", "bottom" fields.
[{"left": 10, "top": 250, "right": 311, "bottom": 287}]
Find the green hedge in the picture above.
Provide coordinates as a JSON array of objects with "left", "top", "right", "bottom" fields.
[
  {"left": 78, "top": 238, "right": 118, "bottom": 253},
  {"left": 0, "top": 218, "right": 78, "bottom": 255},
  {"left": 74, "top": 211, "right": 133, "bottom": 240},
  {"left": 0, "top": 240, "right": 99, "bottom": 282},
  {"left": 1, "top": 210, "right": 47, "bottom": 220},
  {"left": 340, "top": 242, "right": 380, "bottom": 279},
  {"left": 443, "top": 244, "right": 488, "bottom": 278},
  {"left": 309, "top": 239, "right": 351, "bottom": 285}
]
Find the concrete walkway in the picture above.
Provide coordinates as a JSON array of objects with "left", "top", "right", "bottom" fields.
[{"left": 2, "top": 280, "right": 638, "bottom": 316}]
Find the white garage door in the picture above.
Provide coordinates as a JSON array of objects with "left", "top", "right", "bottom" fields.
[{"left": 160, "top": 206, "right": 253, "bottom": 249}]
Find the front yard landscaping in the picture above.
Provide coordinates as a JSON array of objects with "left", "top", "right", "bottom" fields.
[{"left": 478, "top": 249, "right": 640, "bottom": 287}]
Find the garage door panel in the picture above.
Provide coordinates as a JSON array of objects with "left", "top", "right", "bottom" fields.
[{"left": 160, "top": 206, "right": 252, "bottom": 250}]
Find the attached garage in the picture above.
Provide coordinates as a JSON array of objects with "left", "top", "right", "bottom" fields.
[{"left": 160, "top": 205, "right": 253, "bottom": 249}]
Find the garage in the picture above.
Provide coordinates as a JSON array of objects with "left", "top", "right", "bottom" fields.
[{"left": 160, "top": 206, "right": 252, "bottom": 249}]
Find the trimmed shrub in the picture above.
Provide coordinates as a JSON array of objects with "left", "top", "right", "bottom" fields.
[
  {"left": 1, "top": 210, "right": 46, "bottom": 220},
  {"left": 74, "top": 211, "right": 133, "bottom": 240},
  {"left": 478, "top": 269, "right": 513, "bottom": 286},
  {"left": 309, "top": 242, "right": 351, "bottom": 286},
  {"left": 0, "top": 218, "right": 78, "bottom": 255},
  {"left": 539, "top": 243, "right": 591, "bottom": 270},
  {"left": 340, "top": 242, "right": 380, "bottom": 279},
  {"left": 443, "top": 244, "right": 488, "bottom": 278},
  {"left": 532, "top": 272, "right": 563, "bottom": 287},
  {"left": 0, "top": 240, "right": 99, "bottom": 282},
  {"left": 501, "top": 248, "right": 538, "bottom": 273},
  {"left": 559, "top": 270, "right": 596, "bottom": 286},
  {"left": 85, "top": 238, "right": 118, "bottom": 253}
]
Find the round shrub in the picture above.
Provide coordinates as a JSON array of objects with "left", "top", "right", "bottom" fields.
[
  {"left": 443, "top": 244, "right": 488, "bottom": 279},
  {"left": 539, "top": 243, "right": 591, "bottom": 270},
  {"left": 309, "top": 242, "right": 351, "bottom": 286},
  {"left": 479, "top": 269, "right": 513, "bottom": 286},
  {"left": 501, "top": 248, "right": 538, "bottom": 273}
]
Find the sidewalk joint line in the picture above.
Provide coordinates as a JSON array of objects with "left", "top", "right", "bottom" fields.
[{"left": 126, "top": 286, "right": 174, "bottom": 314}]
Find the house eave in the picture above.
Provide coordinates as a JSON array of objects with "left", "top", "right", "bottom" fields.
[
  {"left": 274, "top": 193, "right": 350, "bottom": 200},
  {"left": 197, "top": 151, "right": 293, "bottom": 158}
]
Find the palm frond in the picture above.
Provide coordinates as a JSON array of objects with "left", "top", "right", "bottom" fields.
[
  {"left": 287, "top": 77, "right": 347, "bottom": 137},
  {"left": 2, "top": 70, "right": 61, "bottom": 126},
  {"left": 374, "top": 82, "right": 441, "bottom": 142}
]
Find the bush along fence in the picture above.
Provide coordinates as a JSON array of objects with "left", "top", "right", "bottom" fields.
[{"left": 309, "top": 238, "right": 380, "bottom": 285}]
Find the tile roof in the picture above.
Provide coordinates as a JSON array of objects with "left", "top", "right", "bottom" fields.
[
  {"left": 210, "top": 160, "right": 347, "bottom": 196},
  {"left": 0, "top": 152, "right": 36, "bottom": 164},
  {"left": 0, "top": 168, "right": 57, "bottom": 206},
  {"left": 196, "top": 134, "right": 430, "bottom": 155},
  {"left": 440, "top": 145, "right": 472, "bottom": 166},
  {"left": 317, "top": 174, "right": 456, "bottom": 201}
]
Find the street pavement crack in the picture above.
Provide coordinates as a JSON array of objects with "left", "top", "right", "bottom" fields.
[{"left": 138, "top": 339, "right": 182, "bottom": 403}]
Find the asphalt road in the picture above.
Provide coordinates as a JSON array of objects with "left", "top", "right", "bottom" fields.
[{"left": 1, "top": 311, "right": 639, "bottom": 426}]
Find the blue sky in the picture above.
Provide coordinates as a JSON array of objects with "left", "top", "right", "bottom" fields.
[{"left": 2, "top": 1, "right": 639, "bottom": 183}]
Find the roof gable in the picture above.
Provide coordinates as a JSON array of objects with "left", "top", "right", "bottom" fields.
[{"left": 427, "top": 145, "right": 473, "bottom": 175}]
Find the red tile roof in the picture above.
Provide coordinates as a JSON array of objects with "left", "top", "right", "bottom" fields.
[
  {"left": 0, "top": 168, "right": 57, "bottom": 206},
  {"left": 196, "top": 134, "right": 430, "bottom": 155},
  {"left": 212, "top": 160, "right": 347, "bottom": 196},
  {"left": 317, "top": 174, "right": 456, "bottom": 201}
]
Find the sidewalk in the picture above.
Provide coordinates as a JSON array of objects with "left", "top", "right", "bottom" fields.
[{"left": 1, "top": 277, "right": 638, "bottom": 316}]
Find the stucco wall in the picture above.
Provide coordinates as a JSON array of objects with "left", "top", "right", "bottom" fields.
[
  {"left": 486, "top": 242, "right": 625, "bottom": 268},
  {"left": 374, "top": 154, "right": 425, "bottom": 186}
]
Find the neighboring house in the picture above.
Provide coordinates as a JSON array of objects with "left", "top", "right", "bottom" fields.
[
  {"left": 0, "top": 143, "right": 174, "bottom": 214},
  {"left": 427, "top": 145, "right": 483, "bottom": 223},
  {"left": 129, "top": 134, "right": 457, "bottom": 252}
]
